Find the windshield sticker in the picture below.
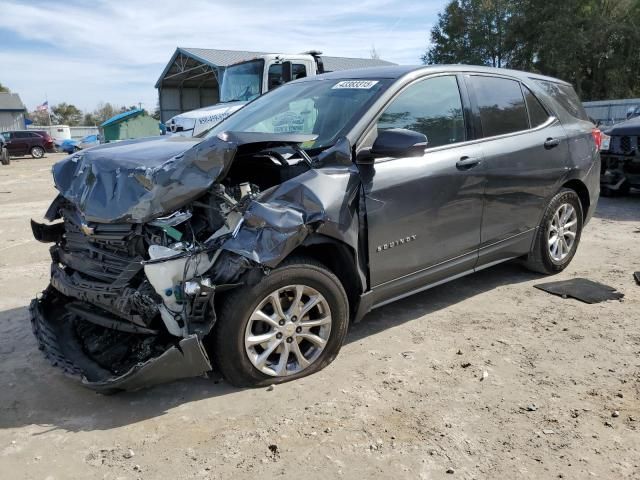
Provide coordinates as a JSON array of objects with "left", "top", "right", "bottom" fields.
[
  {"left": 332, "top": 80, "right": 379, "bottom": 89},
  {"left": 272, "top": 111, "right": 305, "bottom": 133}
]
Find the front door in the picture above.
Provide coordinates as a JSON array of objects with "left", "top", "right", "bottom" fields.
[{"left": 361, "top": 75, "right": 484, "bottom": 295}]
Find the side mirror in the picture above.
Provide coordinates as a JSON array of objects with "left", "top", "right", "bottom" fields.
[{"left": 371, "top": 129, "right": 428, "bottom": 158}]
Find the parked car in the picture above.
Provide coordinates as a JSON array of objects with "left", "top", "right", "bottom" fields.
[
  {"left": 0, "top": 133, "right": 9, "bottom": 165},
  {"left": 1, "top": 130, "right": 55, "bottom": 158},
  {"left": 600, "top": 111, "right": 640, "bottom": 195},
  {"left": 56, "top": 135, "right": 100, "bottom": 154},
  {"left": 30, "top": 65, "right": 600, "bottom": 392},
  {"left": 56, "top": 138, "right": 78, "bottom": 154}
]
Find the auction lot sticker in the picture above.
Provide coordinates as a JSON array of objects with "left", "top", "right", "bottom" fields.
[{"left": 332, "top": 80, "right": 379, "bottom": 89}]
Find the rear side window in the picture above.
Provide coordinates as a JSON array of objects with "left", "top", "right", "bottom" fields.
[
  {"left": 470, "top": 76, "right": 529, "bottom": 137},
  {"left": 523, "top": 85, "right": 550, "bottom": 127},
  {"left": 377, "top": 75, "right": 465, "bottom": 148},
  {"left": 15, "top": 132, "right": 31, "bottom": 139},
  {"left": 534, "top": 80, "right": 589, "bottom": 121}
]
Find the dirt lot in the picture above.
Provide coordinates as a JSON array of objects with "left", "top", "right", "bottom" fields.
[{"left": 0, "top": 153, "right": 639, "bottom": 479}]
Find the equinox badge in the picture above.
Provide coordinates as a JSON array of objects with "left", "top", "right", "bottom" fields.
[{"left": 377, "top": 235, "right": 417, "bottom": 252}]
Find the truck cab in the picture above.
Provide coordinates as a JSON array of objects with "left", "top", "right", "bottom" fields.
[{"left": 165, "top": 52, "right": 323, "bottom": 137}]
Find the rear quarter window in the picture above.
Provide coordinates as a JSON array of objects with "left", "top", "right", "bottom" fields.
[{"left": 534, "top": 80, "right": 589, "bottom": 121}]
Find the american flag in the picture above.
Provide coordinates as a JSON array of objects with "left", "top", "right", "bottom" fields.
[{"left": 36, "top": 101, "right": 48, "bottom": 112}]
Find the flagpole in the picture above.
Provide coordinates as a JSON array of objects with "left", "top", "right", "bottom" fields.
[{"left": 46, "top": 93, "right": 52, "bottom": 132}]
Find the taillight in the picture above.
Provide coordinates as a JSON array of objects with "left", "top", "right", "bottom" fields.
[{"left": 591, "top": 128, "right": 602, "bottom": 150}]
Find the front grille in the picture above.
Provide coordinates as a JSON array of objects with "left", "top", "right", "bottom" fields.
[{"left": 59, "top": 207, "right": 143, "bottom": 285}]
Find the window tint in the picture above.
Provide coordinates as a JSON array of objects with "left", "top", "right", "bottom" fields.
[
  {"left": 15, "top": 132, "right": 31, "bottom": 139},
  {"left": 534, "top": 80, "right": 589, "bottom": 121},
  {"left": 292, "top": 64, "right": 307, "bottom": 80},
  {"left": 523, "top": 85, "right": 549, "bottom": 127},
  {"left": 471, "top": 76, "right": 529, "bottom": 137},
  {"left": 377, "top": 75, "right": 465, "bottom": 148}
]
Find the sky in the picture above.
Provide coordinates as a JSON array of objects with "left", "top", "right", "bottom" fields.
[{"left": 0, "top": 0, "right": 444, "bottom": 114}]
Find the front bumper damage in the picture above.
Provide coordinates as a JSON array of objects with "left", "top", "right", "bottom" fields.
[
  {"left": 30, "top": 289, "right": 211, "bottom": 393},
  {"left": 29, "top": 133, "right": 362, "bottom": 392}
]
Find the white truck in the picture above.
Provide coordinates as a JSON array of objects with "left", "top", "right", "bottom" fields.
[{"left": 165, "top": 51, "right": 326, "bottom": 137}]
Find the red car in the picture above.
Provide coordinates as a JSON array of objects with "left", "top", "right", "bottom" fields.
[{"left": 0, "top": 130, "right": 55, "bottom": 158}]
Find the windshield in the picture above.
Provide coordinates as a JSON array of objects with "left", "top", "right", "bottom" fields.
[
  {"left": 206, "top": 78, "right": 389, "bottom": 149},
  {"left": 220, "top": 59, "right": 264, "bottom": 102}
]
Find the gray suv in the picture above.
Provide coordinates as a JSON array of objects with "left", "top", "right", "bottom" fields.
[{"left": 30, "top": 65, "right": 600, "bottom": 392}]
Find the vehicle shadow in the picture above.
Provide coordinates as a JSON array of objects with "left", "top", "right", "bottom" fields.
[
  {"left": 594, "top": 190, "right": 640, "bottom": 222},
  {"left": 0, "top": 261, "right": 541, "bottom": 433}
]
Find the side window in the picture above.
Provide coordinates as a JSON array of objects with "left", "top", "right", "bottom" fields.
[
  {"left": 523, "top": 85, "right": 550, "bottom": 128},
  {"left": 292, "top": 64, "right": 307, "bottom": 80},
  {"left": 377, "top": 75, "right": 465, "bottom": 148},
  {"left": 267, "top": 64, "right": 285, "bottom": 90},
  {"left": 15, "top": 132, "right": 31, "bottom": 139},
  {"left": 470, "top": 76, "right": 529, "bottom": 137}
]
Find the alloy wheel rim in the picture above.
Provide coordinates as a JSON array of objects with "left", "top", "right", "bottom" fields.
[
  {"left": 33, "top": 147, "right": 44, "bottom": 158},
  {"left": 548, "top": 203, "right": 578, "bottom": 262},
  {"left": 244, "top": 285, "right": 332, "bottom": 377}
]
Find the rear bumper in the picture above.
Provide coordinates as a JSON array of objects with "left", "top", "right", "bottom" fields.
[{"left": 30, "top": 287, "right": 212, "bottom": 393}]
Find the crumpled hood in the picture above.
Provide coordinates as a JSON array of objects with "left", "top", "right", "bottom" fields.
[
  {"left": 604, "top": 115, "right": 640, "bottom": 136},
  {"left": 51, "top": 132, "right": 316, "bottom": 224}
]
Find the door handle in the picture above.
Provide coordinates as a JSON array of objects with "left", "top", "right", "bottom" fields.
[
  {"left": 456, "top": 156, "right": 481, "bottom": 170},
  {"left": 544, "top": 137, "right": 561, "bottom": 149}
]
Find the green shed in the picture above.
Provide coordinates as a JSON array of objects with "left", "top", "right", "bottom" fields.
[{"left": 100, "top": 109, "right": 159, "bottom": 142}]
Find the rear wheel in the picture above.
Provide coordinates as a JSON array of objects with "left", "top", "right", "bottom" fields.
[
  {"left": 211, "top": 256, "right": 349, "bottom": 387},
  {"left": 31, "top": 146, "right": 45, "bottom": 158},
  {"left": 523, "top": 188, "right": 583, "bottom": 274}
]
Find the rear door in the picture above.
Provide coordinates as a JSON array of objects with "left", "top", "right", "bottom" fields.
[
  {"left": 361, "top": 74, "right": 485, "bottom": 296},
  {"left": 464, "top": 74, "right": 570, "bottom": 266}
]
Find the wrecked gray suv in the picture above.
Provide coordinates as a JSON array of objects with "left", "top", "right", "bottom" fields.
[{"left": 30, "top": 66, "right": 600, "bottom": 392}]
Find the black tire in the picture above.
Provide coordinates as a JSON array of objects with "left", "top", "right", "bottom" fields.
[
  {"left": 31, "top": 146, "right": 45, "bottom": 159},
  {"left": 210, "top": 256, "right": 349, "bottom": 388},
  {"left": 0, "top": 149, "right": 9, "bottom": 165},
  {"left": 523, "top": 188, "right": 583, "bottom": 274}
]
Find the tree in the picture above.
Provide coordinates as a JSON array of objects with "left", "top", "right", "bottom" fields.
[
  {"left": 423, "top": 0, "right": 640, "bottom": 100},
  {"left": 92, "top": 102, "right": 118, "bottom": 124},
  {"left": 370, "top": 45, "right": 381, "bottom": 60},
  {"left": 27, "top": 109, "right": 50, "bottom": 126},
  {"left": 0, "top": 82, "right": 10, "bottom": 93},
  {"left": 51, "top": 103, "right": 83, "bottom": 126}
]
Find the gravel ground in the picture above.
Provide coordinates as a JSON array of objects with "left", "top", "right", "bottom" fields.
[{"left": 0, "top": 153, "right": 639, "bottom": 479}]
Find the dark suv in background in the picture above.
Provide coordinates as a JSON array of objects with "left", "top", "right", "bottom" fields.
[
  {"left": 30, "top": 65, "right": 600, "bottom": 392},
  {"left": 1, "top": 130, "right": 55, "bottom": 158},
  {"left": 600, "top": 107, "right": 640, "bottom": 195}
]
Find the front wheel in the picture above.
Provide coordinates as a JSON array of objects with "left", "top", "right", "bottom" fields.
[
  {"left": 210, "top": 256, "right": 349, "bottom": 387},
  {"left": 31, "top": 146, "right": 45, "bottom": 158},
  {"left": 523, "top": 188, "right": 583, "bottom": 274}
]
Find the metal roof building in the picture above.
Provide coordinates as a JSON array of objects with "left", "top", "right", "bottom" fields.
[
  {"left": 155, "top": 47, "right": 395, "bottom": 122},
  {"left": 0, "top": 93, "right": 27, "bottom": 131}
]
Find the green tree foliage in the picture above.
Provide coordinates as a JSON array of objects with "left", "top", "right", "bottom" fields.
[
  {"left": 424, "top": 0, "right": 640, "bottom": 99},
  {"left": 51, "top": 103, "right": 83, "bottom": 126},
  {"left": 0, "top": 82, "right": 10, "bottom": 93}
]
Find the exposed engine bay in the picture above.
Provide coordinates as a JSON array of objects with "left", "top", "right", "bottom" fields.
[{"left": 30, "top": 133, "right": 362, "bottom": 392}]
